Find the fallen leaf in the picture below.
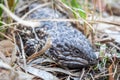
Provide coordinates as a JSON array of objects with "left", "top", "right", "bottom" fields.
[
  {"left": 26, "top": 66, "right": 59, "bottom": 80},
  {"left": 0, "top": 40, "right": 14, "bottom": 57},
  {"left": 16, "top": 71, "right": 34, "bottom": 80},
  {"left": 108, "top": 64, "right": 114, "bottom": 80}
]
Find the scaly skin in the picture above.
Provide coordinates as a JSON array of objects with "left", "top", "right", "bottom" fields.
[{"left": 17, "top": 4, "right": 97, "bottom": 68}]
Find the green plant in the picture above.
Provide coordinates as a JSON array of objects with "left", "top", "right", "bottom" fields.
[
  {"left": 62, "top": 0, "right": 86, "bottom": 19},
  {"left": 0, "top": 0, "right": 4, "bottom": 26},
  {"left": 0, "top": 0, "right": 19, "bottom": 39}
]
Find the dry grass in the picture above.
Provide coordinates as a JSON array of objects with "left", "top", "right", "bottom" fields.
[{"left": 0, "top": 0, "right": 120, "bottom": 80}]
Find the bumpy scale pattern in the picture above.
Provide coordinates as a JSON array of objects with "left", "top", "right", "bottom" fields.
[{"left": 18, "top": 3, "right": 97, "bottom": 68}]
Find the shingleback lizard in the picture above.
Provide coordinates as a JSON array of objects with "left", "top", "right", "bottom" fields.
[{"left": 17, "top": 3, "right": 97, "bottom": 68}]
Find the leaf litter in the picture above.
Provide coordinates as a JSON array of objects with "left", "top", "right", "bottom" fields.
[{"left": 0, "top": 0, "right": 120, "bottom": 80}]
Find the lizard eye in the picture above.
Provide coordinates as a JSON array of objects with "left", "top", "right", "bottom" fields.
[{"left": 74, "top": 49, "right": 79, "bottom": 54}]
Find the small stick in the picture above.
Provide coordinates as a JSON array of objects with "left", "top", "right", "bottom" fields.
[
  {"left": 27, "top": 37, "right": 51, "bottom": 61},
  {"left": 18, "top": 33, "right": 27, "bottom": 73},
  {"left": 0, "top": 4, "right": 39, "bottom": 27},
  {"left": 0, "top": 32, "right": 13, "bottom": 41},
  {"left": 22, "top": 2, "right": 51, "bottom": 19}
]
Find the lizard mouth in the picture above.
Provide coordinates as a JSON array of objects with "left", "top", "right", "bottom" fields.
[{"left": 55, "top": 55, "right": 89, "bottom": 68}]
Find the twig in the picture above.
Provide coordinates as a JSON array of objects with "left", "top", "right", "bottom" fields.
[
  {"left": 89, "top": 20, "right": 120, "bottom": 27},
  {"left": 0, "top": 32, "right": 13, "bottom": 41},
  {"left": 117, "top": 73, "right": 120, "bottom": 80},
  {"left": 55, "top": 0, "right": 95, "bottom": 33},
  {"left": 10, "top": 25, "right": 17, "bottom": 66},
  {"left": 79, "top": 68, "right": 85, "bottom": 80},
  {"left": 113, "top": 63, "right": 117, "bottom": 78},
  {"left": 0, "top": 4, "right": 39, "bottom": 27},
  {"left": 27, "top": 37, "right": 51, "bottom": 61},
  {"left": 0, "top": 22, "right": 18, "bottom": 29},
  {"left": 22, "top": 2, "right": 51, "bottom": 19},
  {"left": 90, "top": 73, "right": 95, "bottom": 80},
  {"left": 38, "top": 66, "right": 79, "bottom": 76},
  {"left": 108, "top": 64, "right": 114, "bottom": 80},
  {"left": 18, "top": 33, "right": 27, "bottom": 73},
  {"left": 108, "top": 42, "right": 120, "bottom": 51},
  {"left": 96, "top": 37, "right": 114, "bottom": 43},
  {"left": 94, "top": 73, "right": 113, "bottom": 79},
  {"left": 4, "top": 0, "right": 9, "bottom": 9},
  {"left": 0, "top": 21, "right": 7, "bottom": 25}
]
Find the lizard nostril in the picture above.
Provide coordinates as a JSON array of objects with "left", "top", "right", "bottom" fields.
[{"left": 89, "top": 58, "right": 97, "bottom": 65}]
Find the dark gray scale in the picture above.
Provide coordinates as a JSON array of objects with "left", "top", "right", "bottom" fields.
[{"left": 23, "top": 3, "right": 97, "bottom": 68}]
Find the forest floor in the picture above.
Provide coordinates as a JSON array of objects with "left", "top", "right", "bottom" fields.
[{"left": 0, "top": 0, "right": 120, "bottom": 80}]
